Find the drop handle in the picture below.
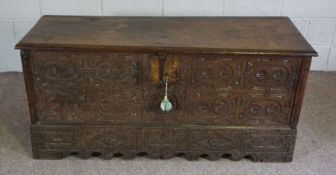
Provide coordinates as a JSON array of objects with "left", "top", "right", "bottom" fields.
[{"left": 160, "top": 80, "right": 173, "bottom": 112}]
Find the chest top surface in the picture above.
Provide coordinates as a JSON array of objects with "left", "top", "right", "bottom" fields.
[{"left": 16, "top": 15, "right": 317, "bottom": 56}]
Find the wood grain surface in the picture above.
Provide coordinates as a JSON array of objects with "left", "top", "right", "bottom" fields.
[{"left": 16, "top": 16, "right": 317, "bottom": 56}]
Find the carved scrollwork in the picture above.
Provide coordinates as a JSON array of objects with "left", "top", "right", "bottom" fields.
[
  {"left": 247, "top": 100, "right": 281, "bottom": 117},
  {"left": 190, "top": 57, "right": 240, "bottom": 88},
  {"left": 253, "top": 65, "right": 289, "bottom": 86},
  {"left": 190, "top": 130, "right": 238, "bottom": 150},
  {"left": 94, "top": 60, "right": 134, "bottom": 82},
  {"left": 213, "top": 100, "right": 230, "bottom": 114},
  {"left": 246, "top": 58, "right": 299, "bottom": 89},
  {"left": 32, "top": 51, "right": 142, "bottom": 124},
  {"left": 43, "top": 61, "right": 77, "bottom": 81},
  {"left": 251, "top": 136, "right": 284, "bottom": 147},
  {"left": 82, "top": 128, "right": 136, "bottom": 149},
  {"left": 44, "top": 96, "right": 83, "bottom": 122},
  {"left": 186, "top": 56, "right": 300, "bottom": 126},
  {"left": 194, "top": 99, "right": 230, "bottom": 116},
  {"left": 243, "top": 130, "right": 296, "bottom": 153},
  {"left": 97, "top": 94, "right": 131, "bottom": 116}
]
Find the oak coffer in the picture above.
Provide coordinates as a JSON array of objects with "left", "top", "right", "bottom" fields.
[{"left": 15, "top": 16, "right": 317, "bottom": 162}]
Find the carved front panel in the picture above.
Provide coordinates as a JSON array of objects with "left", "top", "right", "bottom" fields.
[
  {"left": 186, "top": 56, "right": 300, "bottom": 126},
  {"left": 31, "top": 51, "right": 300, "bottom": 126},
  {"left": 32, "top": 51, "right": 143, "bottom": 124}
]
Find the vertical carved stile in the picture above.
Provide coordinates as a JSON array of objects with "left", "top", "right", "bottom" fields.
[
  {"left": 289, "top": 57, "right": 312, "bottom": 128},
  {"left": 21, "top": 50, "right": 39, "bottom": 124}
]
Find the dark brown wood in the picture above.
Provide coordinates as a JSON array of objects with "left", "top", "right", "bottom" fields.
[
  {"left": 16, "top": 16, "right": 317, "bottom": 162},
  {"left": 16, "top": 16, "right": 317, "bottom": 56}
]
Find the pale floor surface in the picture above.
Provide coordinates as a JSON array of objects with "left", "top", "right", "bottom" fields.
[{"left": 0, "top": 72, "right": 335, "bottom": 175}]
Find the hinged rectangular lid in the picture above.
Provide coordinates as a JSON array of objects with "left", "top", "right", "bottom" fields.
[{"left": 15, "top": 15, "right": 317, "bottom": 56}]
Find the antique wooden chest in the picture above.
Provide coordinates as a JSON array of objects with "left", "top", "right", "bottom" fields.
[{"left": 16, "top": 16, "right": 317, "bottom": 162}]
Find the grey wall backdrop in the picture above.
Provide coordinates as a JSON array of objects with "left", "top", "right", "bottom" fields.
[{"left": 0, "top": 0, "right": 336, "bottom": 71}]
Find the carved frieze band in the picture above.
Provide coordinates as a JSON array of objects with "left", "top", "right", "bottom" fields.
[{"left": 31, "top": 126, "right": 296, "bottom": 155}]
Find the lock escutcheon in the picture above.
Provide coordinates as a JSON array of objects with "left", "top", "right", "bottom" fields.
[
  {"left": 150, "top": 53, "right": 180, "bottom": 85},
  {"left": 150, "top": 53, "right": 180, "bottom": 112}
]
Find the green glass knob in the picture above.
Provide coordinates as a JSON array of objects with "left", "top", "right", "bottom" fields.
[{"left": 160, "top": 96, "right": 172, "bottom": 112}]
